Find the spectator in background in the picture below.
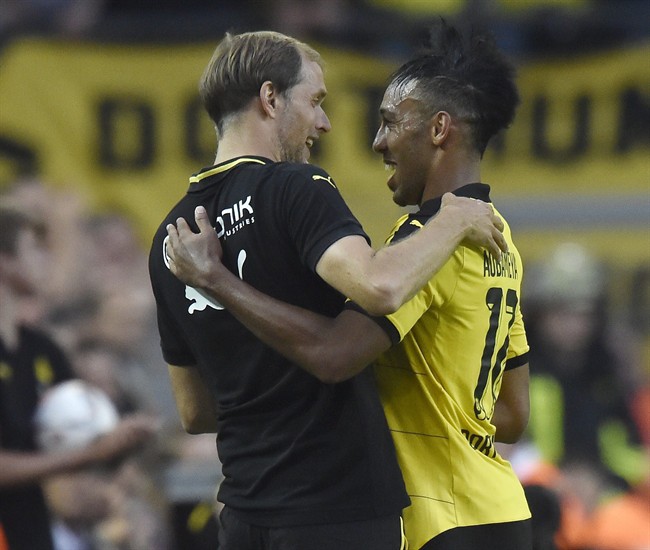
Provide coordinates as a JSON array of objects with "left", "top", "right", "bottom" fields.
[
  {"left": 2, "top": 179, "right": 179, "bottom": 428},
  {"left": 2, "top": 179, "right": 221, "bottom": 547},
  {"left": 0, "top": 204, "right": 157, "bottom": 550},
  {"left": 503, "top": 241, "right": 650, "bottom": 550},
  {"left": 44, "top": 458, "right": 174, "bottom": 550},
  {"left": 523, "top": 242, "right": 648, "bottom": 487}
]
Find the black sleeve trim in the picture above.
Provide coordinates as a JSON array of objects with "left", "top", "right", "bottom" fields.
[
  {"left": 162, "top": 348, "right": 197, "bottom": 367},
  {"left": 344, "top": 301, "right": 401, "bottom": 346},
  {"left": 505, "top": 351, "right": 529, "bottom": 371}
]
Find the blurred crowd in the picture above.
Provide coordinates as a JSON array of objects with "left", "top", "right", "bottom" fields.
[
  {"left": 0, "top": 0, "right": 649, "bottom": 59},
  {"left": 0, "top": 178, "right": 221, "bottom": 550},
  {"left": 505, "top": 242, "right": 650, "bottom": 549},
  {"left": 2, "top": 174, "right": 648, "bottom": 549}
]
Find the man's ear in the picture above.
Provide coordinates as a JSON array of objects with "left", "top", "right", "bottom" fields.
[
  {"left": 430, "top": 111, "right": 452, "bottom": 146},
  {"left": 259, "top": 80, "right": 278, "bottom": 118}
]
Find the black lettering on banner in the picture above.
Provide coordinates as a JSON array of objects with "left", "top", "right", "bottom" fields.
[
  {"left": 0, "top": 135, "right": 39, "bottom": 185},
  {"left": 184, "top": 96, "right": 215, "bottom": 164},
  {"left": 532, "top": 94, "right": 590, "bottom": 162},
  {"left": 617, "top": 88, "right": 650, "bottom": 153},
  {"left": 98, "top": 97, "right": 155, "bottom": 169},
  {"left": 362, "top": 85, "right": 386, "bottom": 148}
]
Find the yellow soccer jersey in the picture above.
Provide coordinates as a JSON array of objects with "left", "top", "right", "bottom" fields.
[{"left": 349, "top": 184, "right": 531, "bottom": 548}]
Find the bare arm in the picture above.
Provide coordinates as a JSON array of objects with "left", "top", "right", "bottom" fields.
[
  {"left": 493, "top": 364, "right": 530, "bottom": 444},
  {"left": 164, "top": 200, "right": 504, "bottom": 380},
  {"left": 0, "top": 414, "right": 157, "bottom": 488},
  {"left": 315, "top": 193, "right": 506, "bottom": 315},
  {"left": 167, "top": 193, "right": 505, "bottom": 317},
  {"left": 165, "top": 211, "right": 391, "bottom": 383},
  {"left": 168, "top": 364, "right": 219, "bottom": 433}
]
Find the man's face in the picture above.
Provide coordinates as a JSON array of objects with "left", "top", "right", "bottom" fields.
[
  {"left": 1, "top": 228, "right": 48, "bottom": 296},
  {"left": 275, "top": 57, "right": 331, "bottom": 163},
  {"left": 372, "top": 80, "right": 433, "bottom": 207}
]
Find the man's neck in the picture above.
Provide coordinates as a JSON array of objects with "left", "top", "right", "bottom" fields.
[
  {"left": 421, "top": 151, "right": 481, "bottom": 204},
  {"left": 214, "top": 116, "right": 278, "bottom": 165}
]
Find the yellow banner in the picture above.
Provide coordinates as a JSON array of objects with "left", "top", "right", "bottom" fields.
[{"left": 0, "top": 39, "right": 648, "bottom": 250}]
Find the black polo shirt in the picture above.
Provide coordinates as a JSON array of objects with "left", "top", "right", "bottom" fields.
[{"left": 149, "top": 156, "right": 409, "bottom": 527}]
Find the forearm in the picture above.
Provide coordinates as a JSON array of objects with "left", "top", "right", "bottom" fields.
[
  {"left": 0, "top": 448, "right": 95, "bottom": 488},
  {"left": 201, "top": 267, "right": 380, "bottom": 382},
  {"left": 319, "top": 206, "right": 468, "bottom": 316},
  {"left": 363, "top": 206, "right": 468, "bottom": 313},
  {"left": 165, "top": 206, "right": 391, "bottom": 381}
]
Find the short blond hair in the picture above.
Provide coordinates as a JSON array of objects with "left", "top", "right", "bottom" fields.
[{"left": 199, "top": 31, "right": 322, "bottom": 134}]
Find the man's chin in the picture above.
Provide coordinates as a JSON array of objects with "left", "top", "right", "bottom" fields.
[{"left": 387, "top": 180, "right": 403, "bottom": 206}]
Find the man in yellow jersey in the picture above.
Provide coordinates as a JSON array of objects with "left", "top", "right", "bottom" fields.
[{"left": 165, "top": 20, "right": 532, "bottom": 550}]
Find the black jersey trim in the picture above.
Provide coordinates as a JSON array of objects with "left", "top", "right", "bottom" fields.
[
  {"left": 189, "top": 157, "right": 268, "bottom": 184},
  {"left": 505, "top": 351, "right": 529, "bottom": 371},
  {"left": 344, "top": 301, "right": 401, "bottom": 345},
  {"left": 390, "top": 183, "right": 492, "bottom": 244}
]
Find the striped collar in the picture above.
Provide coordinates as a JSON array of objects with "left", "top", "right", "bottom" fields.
[{"left": 189, "top": 156, "right": 269, "bottom": 184}]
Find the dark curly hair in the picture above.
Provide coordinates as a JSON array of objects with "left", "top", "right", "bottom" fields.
[{"left": 390, "top": 19, "right": 520, "bottom": 156}]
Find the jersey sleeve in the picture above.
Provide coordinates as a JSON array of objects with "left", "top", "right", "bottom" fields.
[
  {"left": 281, "top": 166, "right": 369, "bottom": 272},
  {"left": 344, "top": 213, "right": 459, "bottom": 343},
  {"left": 345, "top": 248, "right": 464, "bottom": 344},
  {"left": 155, "top": 306, "right": 197, "bottom": 366},
  {"left": 383, "top": 252, "right": 462, "bottom": 340},
  {"left": 505, "top": 304, "right": 529, "bottom": 370},
  {"left": 148, "top": 243, "right": 197, "bottom": 367}
]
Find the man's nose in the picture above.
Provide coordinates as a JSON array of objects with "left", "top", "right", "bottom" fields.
[
  {"left": 372, "top": 129, "right": 385, "bottom": 152},
  {"left": 318, "top": 108, "right": 331, "bottom": 133}
]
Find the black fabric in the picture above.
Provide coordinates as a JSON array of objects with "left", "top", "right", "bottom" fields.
[
  {"left": 420, "top": 519, "right": 533, "bottom": 550},
  {"left": 505, "top": 351, "right": 529, "bottom": 370},
  {"left": 391, "top": 183, "right": 492, "bottom": 244},
  {"left": 218, "top": 506, "right": 404, "bottom": 550},
  {"left": 0, "top": 326, "right": 74, "bottom": 550},
  {"left": 149, "top": 157, "right": 409, "bottom": 527}
]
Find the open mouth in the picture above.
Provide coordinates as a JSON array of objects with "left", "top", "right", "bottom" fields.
[
  {"left": 306, "top": 138, "right": 315, "bottom": 148},
  {"left": 384, "top": 161, "right": 396, "bottom": 173}
]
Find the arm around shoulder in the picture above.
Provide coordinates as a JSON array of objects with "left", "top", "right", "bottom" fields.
[{"left": 316, "top": 194, "right": 507, "bottom": 316}]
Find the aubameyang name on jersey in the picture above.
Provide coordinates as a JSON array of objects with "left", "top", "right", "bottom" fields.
[
  {"left": 215, "top": 196, "right": 254, "bottom": 239},
  {"left": 483, "top": 250, "right": 518, "bottom": 279},
  {"left": 461, "top": 429, "right": 497, "bottom": 458}
]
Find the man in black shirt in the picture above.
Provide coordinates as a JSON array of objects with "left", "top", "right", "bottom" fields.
[
  {"left": 0, "top": 205, "right": 156, "bottom": 550},
  {"left": 149, "top": 31, "right": 507, "bottom": 550}
]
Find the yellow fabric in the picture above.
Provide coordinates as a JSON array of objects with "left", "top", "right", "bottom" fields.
[{"left": 375, "top": 208, "right": 531, "bottom": 548}]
